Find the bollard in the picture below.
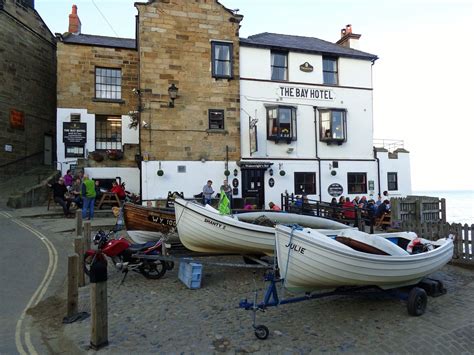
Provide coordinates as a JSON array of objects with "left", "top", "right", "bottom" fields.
[
  {"left": 75, "top": 209, "right": 83, "bottom": 237},
  {"left": 83, "top": 221, "right": 92, "bottom": 251},
  {"left": 66, "top": 254, "right": 79, "bottom": 318},
  {"left": 74, "top": 237, "right": 85, "bottom": 287},
  {"left": 90, "top": 256, "right": 108, "bottom": 349}
]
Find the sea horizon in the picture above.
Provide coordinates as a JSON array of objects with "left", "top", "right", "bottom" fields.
[{"left": 412, "top": 189, "right": 473, "bottom": 225}]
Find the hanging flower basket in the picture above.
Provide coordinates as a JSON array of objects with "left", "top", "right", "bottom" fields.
[
  {"left": 224, "top": 170, "right": 231, "bottom": 177},
  {"left": 89, "top": 151, "right": 104, "bottom": 162},
  {"left": 106, "top": 150, "right": 123, "bottom": 161},
  {"left": 279, "top": 170, "right": 286, "bottom": 176},
  {"left": 157, "top": 169, "right": 164, "bottom": 176}
]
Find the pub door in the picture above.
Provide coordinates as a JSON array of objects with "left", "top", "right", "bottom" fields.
[{"left": 241, "top": 168, "right": 265, "bottom": 209}]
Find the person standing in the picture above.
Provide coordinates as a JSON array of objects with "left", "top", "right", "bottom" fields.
[
  {"left": 81, "top": 174, "right": 97, "bottom": 220},
  {"left": 220, "top": 179, "right": 232, "bottom": 208},
  {"left": 202, "top": 180, "right": 214, "bottom": 205}
]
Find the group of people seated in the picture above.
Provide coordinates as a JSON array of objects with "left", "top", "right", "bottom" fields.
[
  {"left": 48, "top": 170, "right": 127, "bottom": 219},
  {"left": 329, "top": 192, "right": 391, "bottom": 228}
]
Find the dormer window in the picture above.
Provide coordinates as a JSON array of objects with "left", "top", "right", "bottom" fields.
[
  {"left": 319, "top": 109, "right": 347, "bottom": 145},
  {"left": 271, "top": 51, "right": 288, "bottom": 81},
  {"left": 323, "top": 57, "right": 338, "bottom": 85},
  {"left": 267, "top": 106, "right": 297, "bottom": 143}
]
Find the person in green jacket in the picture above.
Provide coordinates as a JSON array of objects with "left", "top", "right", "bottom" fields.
[{"left": 81, "top": 174, "right": 97, "bottom": 220}]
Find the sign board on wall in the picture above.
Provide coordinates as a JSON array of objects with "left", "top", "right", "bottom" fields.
[
  {"left": 63, "top": 122, "right": 87, "bottom": 145},
  {"left": 278, "top": 86, "right": 335, "bottom": 100},
  {"left": 328, "top": 183, "right": 343, "bottom": 197},
  {"left": 10, "top": 109, "right": 25, "bottom": 130},
  {"left": 249, "top": 117, "right": 258, "bottom": 154}
]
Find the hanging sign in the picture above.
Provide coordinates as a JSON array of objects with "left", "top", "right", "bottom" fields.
[
  {"left": 63, "top": 122, "right": 87, "bottom": 144},
  {"left": 249, "top": 117, "right": 258, "bottom": 154},
  {"left": 328, "top": 183, "right": 343, "bottom": 197}
]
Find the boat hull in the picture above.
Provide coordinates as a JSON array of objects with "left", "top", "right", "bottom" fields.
[
  {"left": 123, "top": 202, "right": 176, "bottom": 236},
  {"left": 174, "top": 198, "right": 353, "bottom": 255},
  {"left": 275, "top": 225, "right": 454, "bottom": 291}
]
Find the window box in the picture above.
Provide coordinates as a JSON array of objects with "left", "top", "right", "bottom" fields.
[
  {"left": 267, "top": 106, "right": 297, "bottom": 144},
  {"left": 106, "top": 149, "right": 123, "bottom": 161}
]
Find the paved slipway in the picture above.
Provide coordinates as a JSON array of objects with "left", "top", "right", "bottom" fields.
[{"left": 12, "top": 206, "right": 474, "bottom": 354}]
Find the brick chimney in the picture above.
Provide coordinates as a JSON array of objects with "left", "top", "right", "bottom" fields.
[
  {"left": 336, "top": 24, "right": 361, "bottom": 49},
  {"left": 68, "top": 5, "right": 81, "bottom": 34}
]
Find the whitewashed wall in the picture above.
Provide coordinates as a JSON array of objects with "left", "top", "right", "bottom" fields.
[
  {"left": 84, "top": 167, "right": 140, "bottom": 194},
  {"left": 377, "top": 151, "right": 412, "bottom": 197},
  {"left": 141, "top": 160, "right": 240, "bottom": 200}
]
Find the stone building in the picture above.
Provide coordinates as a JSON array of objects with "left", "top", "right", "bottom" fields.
[
  {"left": 55, "top": 5, "right": 141, "bottom": 192},
  {"left": 0, "top": 0, "right": 56, "bottom": 179},
  {"left": 137, "top": 0, "right": 243, "bottom": 201}
]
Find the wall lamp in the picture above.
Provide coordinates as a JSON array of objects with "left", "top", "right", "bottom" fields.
[{"left": 168, "top": 83, "right": 178, "bottom": 108}]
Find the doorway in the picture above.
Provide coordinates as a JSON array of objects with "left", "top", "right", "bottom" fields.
[{"left": 241, "top": 169, "right": 266, "bottom": 209}]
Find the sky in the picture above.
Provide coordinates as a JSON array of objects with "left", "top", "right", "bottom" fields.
[{"left": 35, "top": 0, "right": 474, "bottom": 191}]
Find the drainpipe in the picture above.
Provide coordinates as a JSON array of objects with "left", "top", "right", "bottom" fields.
[
  {"left": 136, "top": 13, "right": 143, "bottom": 201},
  {"left": 374, "top": 147, "right": 381, "bottom": 197},
  {"left": 314, "top": 106, "right": 322, "bottom": 202}
]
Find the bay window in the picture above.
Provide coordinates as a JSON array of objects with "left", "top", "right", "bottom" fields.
[
  {"left": 320, "top": 109, "right": 347, "bottom": 144},
  {"left": 267, "top": 106, "right": 297, "bottom": 143}
]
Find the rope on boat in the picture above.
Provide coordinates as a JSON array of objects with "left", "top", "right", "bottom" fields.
[
  {"left": 280, "top": 225, "right": 299, "bottom": 302},
  {"left": 174, "top": 200, "right": 188, "bottom": 227}
]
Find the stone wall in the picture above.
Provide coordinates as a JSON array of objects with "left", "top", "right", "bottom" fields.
[
  {"left": 57, "top": 41, "right": 139, "bottom": 164},
  {"left": 57, "top": 43, "right": 139, "bottom": 116},
  {"left": 136, "top": 0, "right": 242, "bottom": 162},
  {"left": 0, "top": 0, "right": 56, "bottom": 170}
]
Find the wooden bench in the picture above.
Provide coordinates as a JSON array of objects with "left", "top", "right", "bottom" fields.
[
  {"left": 97, "top": 192, "right": 121, "bottom": 209},
  {"left": 375, "top": 213, "right": 391, "bottom": 230}
]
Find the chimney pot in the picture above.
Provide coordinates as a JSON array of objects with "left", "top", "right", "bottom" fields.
[
  {"left": 346, "top": 24, "right": 352, "bottom": 34},
  {"left": 68, "top": 4, "right": 82, "bottom": 34}
]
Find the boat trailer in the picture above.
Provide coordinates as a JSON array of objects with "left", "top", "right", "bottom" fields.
[{"left": 239, "top": 271, "right": 446, "bottom": 340}]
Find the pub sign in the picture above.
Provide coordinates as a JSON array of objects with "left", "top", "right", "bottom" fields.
[{"left": 63, "top": 122, "right": 87, "bottom": 145}]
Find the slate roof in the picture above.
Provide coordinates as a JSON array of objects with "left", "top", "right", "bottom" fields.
[
  {"left": 240, "top": 32, "right": 377, "bottom": 61},
  {"left": 59, "top": 33, "right": 136, "bottom": 49}
]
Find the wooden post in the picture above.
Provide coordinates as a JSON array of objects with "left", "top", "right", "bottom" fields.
[
  {"left": 415, "top": 199, "right": 422, "bottom": 223},
  {"left": 90, "top": 282, "right": 108, "bottom": 349},
  {"left": 75, "top": 209, "right": 83, "bottom": 237},
  {"left": 440, "top": 198, "right": 446, "bottom": 223},
  {"left": 67, "top": 254, "right": 79, "bottom": 318},
  {"left": 356, "top": 208, "right": 363, "bottom": 231},
  {"left": 74, "top": 237, "right": 85, "bottom": 287},
  {"left": 83, "top": 221, "right": 92, "bottom": 251}
]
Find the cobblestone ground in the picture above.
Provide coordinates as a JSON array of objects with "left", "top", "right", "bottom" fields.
[
  {"left": 62, "top": 258, "right": 473, "bottom": 354},
  {"left": 19, "top": 212, "right": 474, "bottom": 354}
]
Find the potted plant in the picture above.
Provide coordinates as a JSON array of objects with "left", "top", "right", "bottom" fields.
[
  {"left": 224, "top": 169, "right": 230, "bottom": 177},
  {"left": 89, "top": 151, "right": 104, "bottom": 162},
  {"left": 157, "top": 169, "right": 164, "bottom": 176},
  {"left": 106, "top": 149, "right": 123, "bottom": 161},
  {"left": 279, "top": 170, "right": 286, "bottom": 176}
]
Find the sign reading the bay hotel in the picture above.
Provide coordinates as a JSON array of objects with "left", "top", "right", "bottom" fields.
[{"left": 279, "top": 86, "right": 335, "bottom": 100}]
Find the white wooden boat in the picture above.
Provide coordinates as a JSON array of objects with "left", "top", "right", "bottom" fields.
[
  {"left": 275, "top": 225, "right": 454, "bottom": 292},
  {"left": 173, "top": 198, "right": 353, "bottom": 255}
]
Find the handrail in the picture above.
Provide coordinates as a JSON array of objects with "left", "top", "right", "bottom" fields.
[{"left": 0, "top": 151, "right": 43, "bottom": 168}]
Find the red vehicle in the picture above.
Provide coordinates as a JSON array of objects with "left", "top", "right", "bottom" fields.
[{"left": 84, "top": 230, "right": 171, "bottom": 279}]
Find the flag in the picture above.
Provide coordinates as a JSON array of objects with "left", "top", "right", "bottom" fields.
[{"left": 219, "top": 189, "right": 231, "bottom": 215}]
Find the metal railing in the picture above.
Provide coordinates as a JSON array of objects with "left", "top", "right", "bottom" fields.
[{"left": 373, "top": 139, "right": 405, "bottom": 152}]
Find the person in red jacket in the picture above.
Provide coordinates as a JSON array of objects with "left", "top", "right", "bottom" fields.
[
  {"left": 110, "top": 181, "right": 126, "bottom": 200},
  {"left": 342, "top": 197, "right": 355, "bottom": 219}
]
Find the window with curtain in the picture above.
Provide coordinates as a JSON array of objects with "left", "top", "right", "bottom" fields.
[
  {"left": 95, "top": 115, "right": 122, "bottom": 150},
  {"left": 348, "top": 173, "right": 367, "bottom": 194},
  {"left": 211, "top": 41, "right": 233, "bottom": 78},
  {"left": 271, "top": 51, "right": 288, "bottom": 81},
  {"left": 267, "top": 106, "right": 297, "bottom": 143},
  {"left": 95, "top": 67, "right": 122, "bottom": 100},
  {"left": 319, "top": 109, "right": 347, "bottom": 144},
  {"left": 323, "top": 57, "right": 338, "bottom": 85}
]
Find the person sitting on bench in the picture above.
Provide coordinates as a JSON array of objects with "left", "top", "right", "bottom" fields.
[{"left": 48, "top": 178, "right": 72, "bottom": 217}]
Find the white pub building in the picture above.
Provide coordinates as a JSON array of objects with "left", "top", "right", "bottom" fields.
[{"left": 238, "top": 26, "right": 411, "bottom": 207}]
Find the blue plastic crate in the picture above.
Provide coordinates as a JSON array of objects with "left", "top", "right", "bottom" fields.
[{"left": 178, "top": 262, "right": 202, "bottom": 289}]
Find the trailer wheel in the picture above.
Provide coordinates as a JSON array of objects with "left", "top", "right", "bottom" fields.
[
  {"left": 254, "top": 325, "right": 269, "bottom": 340},
  {"left": 407, "top": 287, "right": 427, "bottom": 316}
]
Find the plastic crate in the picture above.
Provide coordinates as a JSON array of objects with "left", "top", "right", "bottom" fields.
[{"left": 178, "top": 262, "right": 202, "bottom": 289}]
